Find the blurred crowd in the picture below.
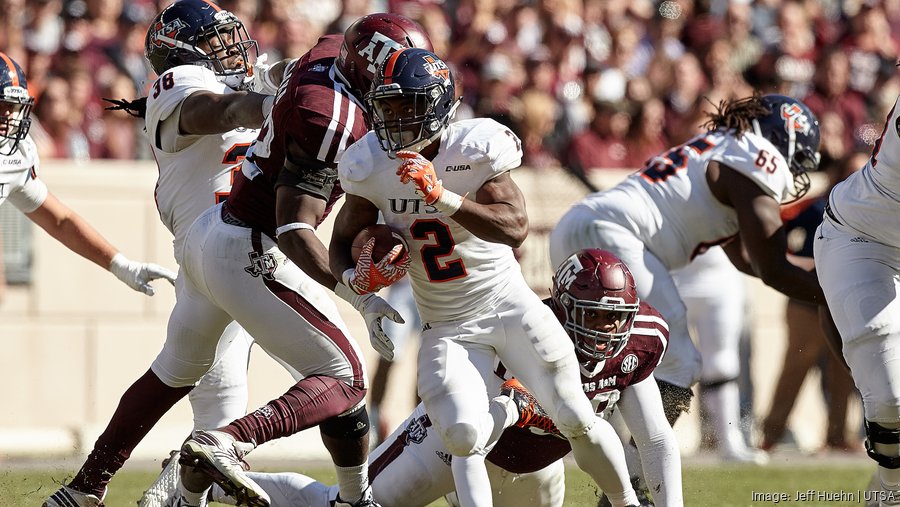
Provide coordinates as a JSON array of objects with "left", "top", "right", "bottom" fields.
[{"left": 1, "top": 0, "right": 898, "bottom": 176}]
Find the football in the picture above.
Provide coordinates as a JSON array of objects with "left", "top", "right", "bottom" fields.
[{"left": 351, "top": 224, "right": 408, "bottom": 263}]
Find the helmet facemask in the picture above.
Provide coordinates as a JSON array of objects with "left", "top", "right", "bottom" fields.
[
  {"left": 192, "top": 13, "right": 256, "bottom": 88},
  {"left": 557, "top": 291, "right": 638, "bottom": 361},
  {"left": 0, "top": 86, "right": 33, "bottom": 156},
  {"left": 368, "top": 83, "right": 457, "bottom": 156}
]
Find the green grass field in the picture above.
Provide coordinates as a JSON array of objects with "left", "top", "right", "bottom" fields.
[{"left": 0, "top": 461, "right": 879, "bottom": 506}]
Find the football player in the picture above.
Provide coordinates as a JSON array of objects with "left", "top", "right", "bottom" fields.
[
  {"left": 198, "top": 249, "right": 681, "bottom": 507},
  {"left": 814, "top": 94, "right": 900, "bottom": 506},
  {"left": 0, "top": 53, "right": 173, "bottom": 296},
  {"left": 329, "top": 49, "right": 639, "bottom": 507},
  {"left": 154, "top": 12, "right": 430, "bottom": 507},
  {"left": 43, "top": 1, "right": 290, "bottom": 506},
  {"left": 548, "top": 94, "right": 824, "bottom": 495}
]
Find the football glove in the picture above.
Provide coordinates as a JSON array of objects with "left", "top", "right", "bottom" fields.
[
  {"left": 109, "top": 253, "right": 176, "bottom": 296},
  {"left": 346, "top": 238, "right": 410, "bottom": 294},
  {"left": 242, "top": 53, "right": 281, "bottom": 95},
  {"left": 397, "top": 150, "right": 443, "bottom": 204},
  {"left": 396, "top": 150, "right": 465, "bottom": 214},
  {"left": 335, "top": 283, "right": 404, "bottom": 361}
]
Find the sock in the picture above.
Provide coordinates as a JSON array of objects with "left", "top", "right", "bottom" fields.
[
  {"left": 178, "top": 482, "right": 207, "bottom": 507},
  {"left": 220, "top": 376, "right": 364, "bottom": 445},
  {"left": 569, "top": 417, "right": 639, "bottom": 506},
  {"left": 487, "top": 395, "right": 518, "bottom": 444},
  {"left": 703, "top": 380, "right": 749, "bottom": 454},
  {"left": 450, "top": 453, "right": 492, "bottom": 507},
  {"left": 68, "top": 369, "right": 192, "bottom": 496},
  {"left": 335, "top": 463, "right": 366, "bottom": 503}
]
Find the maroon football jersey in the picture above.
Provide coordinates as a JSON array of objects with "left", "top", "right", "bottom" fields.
[
  {"left": 225, "top": 35, "right": 369, "bottom": 238},
  {"left": 486, "top": 301, "right": 669, "bottom": 474}
]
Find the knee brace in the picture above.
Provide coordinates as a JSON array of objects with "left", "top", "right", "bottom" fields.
[
  {"left": 320, "top": 405, "right": 370, "bottom": 440},
  {"left": 443, "top": 421, "right": 481, "bottom": 456},
  {"left": 866, "top": 420, "right": 900, "bottom": 469},
  {"left": 657, "top": 379, "right": 694, "bottom": 425}
]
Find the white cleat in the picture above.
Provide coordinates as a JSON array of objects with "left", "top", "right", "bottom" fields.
[
  {"left": 43, "top": 485, "right": 105, "bottom": 507},
  {"left": 138, "top": 450, "right": 181, "bottom": 507},
  {"left": 180, "top": 430, "right": 269, "bottom": 507},
  {"left": 722, "top": 446, "right": 770, "bottom": 465}
]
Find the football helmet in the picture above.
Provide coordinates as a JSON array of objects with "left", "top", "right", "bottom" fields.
[
  {"left": 752, "top": 94, "right": 821, "bottom": 202},
  {"left": 145, "top": 0, "right": 257, "bottom": 89},
  {"left": 367, "top": 48, "right": 460, "bottom": 156},
  {"left": 0, "top": 52, "right": 33, "bottom": 156},
  {"left": 550, "top": 249, "right": 640, "bottom": 361},
  {"left": 336, "top": 13, "right": 433, "bottom": 100}
]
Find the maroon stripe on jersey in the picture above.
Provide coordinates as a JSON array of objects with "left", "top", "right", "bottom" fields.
[
  {"left": 369, "top": 415, "right": 434, "bottom": 480},
  {"left": 321, "top": 90, "right": 352, "bottom": 163},
  {"left": 250, "top": 230, "right": 365, "bottom": 388}
]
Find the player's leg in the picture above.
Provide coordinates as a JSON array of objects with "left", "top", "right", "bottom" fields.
[
  {"left": 816, "top": 221, "right": 900, "bottom": 505},
  {"left": 45, "top": 266, "right": 233, "bottom": 507},
  {"left": 495, "top": 294, "right": 637, "bottom": 507},
  {"left": 417, "top": 319, "right": 513, "bottom": 507},
  {"left": 760, "top": 299, "right": 822, "bottom": 450},
  {"left": 181, "top": 221, "right": 372, "bottom": 505}
]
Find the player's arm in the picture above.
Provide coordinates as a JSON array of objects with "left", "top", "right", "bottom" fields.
[
  {"left": 329, "top": 193, "right": 380, "bottom": 285},
  {"left": 449, "top": 172, "right": 528, "bottom": 247},
  {"left": 275, "top": 186, "right": 336, "bottom": 289},
  {"left": 25, "top": 192, "right": 175, "bottom": 294},
  {"left": 617, "top": 375, "right": 684, "bottom": 507},
  {"left": 711, "top": 161, "right": 824, "bottom": 303},
  {"left": 179, "top": 90, "right": 273, "bottom": 135}
]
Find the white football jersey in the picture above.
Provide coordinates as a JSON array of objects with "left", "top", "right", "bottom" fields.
[
  {"left": 145, "top": 65, "right": 259, "bottom": 256},
  {"left": 827, "top": 97, "right": 900, "bottom": 247},
  {"left": 339, "top": 118, "right": 525, "bottom": 323},
  {"left": 576, "top": 129, "right": 794, "bottom": 270},
  {"left": 0, "top": 136, "right": 48, "bottom": 213}
]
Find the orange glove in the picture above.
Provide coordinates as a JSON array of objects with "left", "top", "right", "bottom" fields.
[
  {"left": 346, "top": 237, "right": 410, "bottom": 294},
  {"left": 396, "top": 150, "right": 443, "bottom": 205}
]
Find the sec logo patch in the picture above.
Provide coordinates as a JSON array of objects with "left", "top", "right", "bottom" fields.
[{"left": 621, "top": 353, "right": 639, "bottom": 374}]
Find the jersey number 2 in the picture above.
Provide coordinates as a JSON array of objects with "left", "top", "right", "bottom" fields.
[{"left": 410, "top": 219, "right": 467, "bottom": 282}]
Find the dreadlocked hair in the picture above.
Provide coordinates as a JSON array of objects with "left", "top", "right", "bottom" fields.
[
  {"left": 700, "top": 94, "right": 770, "bottom": 137},
  {"left": 103, "top": 97, "right": 147, "bottom": 119}
]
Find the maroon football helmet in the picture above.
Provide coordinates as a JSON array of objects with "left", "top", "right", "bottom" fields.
[
  {"left": 551, "top": 249, "right": 640, "bottom": 361},
  {"left": 336, "top": 13, "right": 433, "bottom": 99}
]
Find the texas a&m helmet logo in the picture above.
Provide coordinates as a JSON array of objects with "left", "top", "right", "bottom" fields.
[
  {"left": 355, "top": 32, "right": 406, "bottom": 75},
  {"left": 150, "top": 18, "right": 188, "bottom": 49},
  {"left": 780, "top": 103, "right": 812, "bottom": 136}
]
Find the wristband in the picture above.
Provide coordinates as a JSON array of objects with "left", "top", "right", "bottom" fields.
[{"left": 432, "top": 189, "right": 465, "bottom": 215}]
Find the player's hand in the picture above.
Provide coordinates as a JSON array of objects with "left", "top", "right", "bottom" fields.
[
  {"left": 396, "top": 150, "right": 443, "bottom": 205},
  {"left": 109, "top": 253, "right": 177, "bottom": 296},
  {"left": 347, "top": 238, "right": 410, "bottom": 294},
  {"left": 243, "top": 53, "right": 280, "bottom": 95},
  {"left": 335, "top": 283, "right": 403, "bottom": 360}
]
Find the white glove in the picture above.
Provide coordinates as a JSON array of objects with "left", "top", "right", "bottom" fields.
[
  {"left": 109, "top": 253, "right": 177, "bottom": 296},
  {"left": 243, "top": 53, "right": 281, "bottom": 95},
  {"left": 335, "top": 283, "right": 404, "bottom": 361}
]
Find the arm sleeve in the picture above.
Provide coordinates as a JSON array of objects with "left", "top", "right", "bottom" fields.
[
  {"left": 618, "top": 375, "right": 684, "bottom": 507},
  {"left": 8, "top": 171, "right": 48, "bottom": 213}
]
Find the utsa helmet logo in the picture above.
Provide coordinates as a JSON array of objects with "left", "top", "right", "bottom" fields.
[
  {"left": 150, "top": 18, "right": 187, "bottom": 49},
  {"left": 780, "top": 103, "right": 812, "bottom": 136},
  {"left": 422, "top": 55, "right": 450, "bottom": 83}
]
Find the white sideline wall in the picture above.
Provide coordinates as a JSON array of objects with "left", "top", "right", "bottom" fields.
[{"left": 0, "top": 160, "right": 855, "bottom": 464}]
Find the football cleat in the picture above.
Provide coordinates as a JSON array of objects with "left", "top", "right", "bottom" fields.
[
  {"left": 180, "top": 430, "right": 269, "bottom": 507},
  {"left": 722, "top": 446, "right": 770, "bottom": 466},
  {"left": 334, "top": 485, "right": 381, "bottom": 507},
  {"left": 138, "top": 450, "right": 180, "bottom": 507},
  {"left": 500, "top": 378, "right": 563, "bottom": 438},
  {"left": 43, "top": 485, "right": 105, "bottom": 507}
]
